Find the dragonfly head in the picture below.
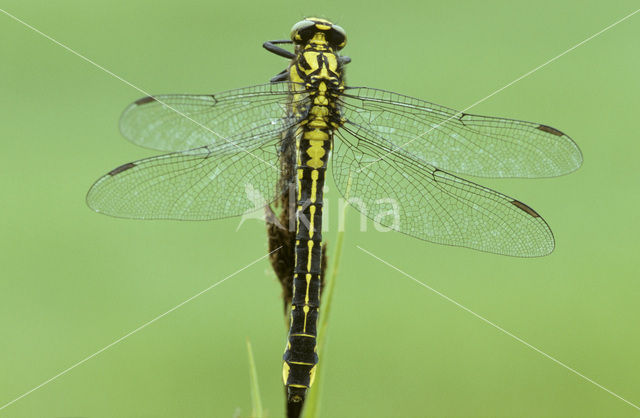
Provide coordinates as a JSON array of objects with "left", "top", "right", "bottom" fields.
[{"left": 290, "top": 18, "right": 347, "bottom": 50}]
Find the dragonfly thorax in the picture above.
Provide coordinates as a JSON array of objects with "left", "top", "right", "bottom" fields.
[{"left": 288, "top": 26, "right": 345, "bottom": 130}]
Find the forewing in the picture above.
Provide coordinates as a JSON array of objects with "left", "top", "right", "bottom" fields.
[
  {"left": 87, "top": 127, "right": 283, "bottom": 220},
  {"left": 332, "top": 122, "right": 555, "bottom": 257},
  {"left": 339, "top": 87, "right": 582, "bottom": 178},
  {"left": 120, "top": 82, "right": 304, "bottom": 151}
]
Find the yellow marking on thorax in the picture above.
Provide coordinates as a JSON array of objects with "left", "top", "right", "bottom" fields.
[
  {"left": 314, "top": 96, "right": 329, "bottom": 106},
  {"left": 309, "top": 32, "right": 329, "bottom": 48},
  {"left": 325, "top": 53, "right": 337, "bottom": 69},
  {"left": 308, "top": 119, "right": 327, "bottom": 129},
  {"left": 289, "top": 65, "right": 304, "bottom": 84},
  {"left": 303, "top": 51, "right": 320, "bottom": 72},
  {"left": 317, "top": 65, "right": 330, "bottom": 79}
]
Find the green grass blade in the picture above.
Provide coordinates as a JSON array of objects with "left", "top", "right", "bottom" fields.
[{"left": 246, "top": 338, "right": 264, "bottom": 418}]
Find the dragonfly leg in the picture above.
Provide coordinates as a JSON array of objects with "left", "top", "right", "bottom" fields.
[
  {"left": 339, "top": 55, "right": 352, "bottom": 65},
  {"left": 263, "top": 40, "right": 295, "bottom": 59},
  {"left": 270, "top": 69, "right": 289, "bottom": 83}
]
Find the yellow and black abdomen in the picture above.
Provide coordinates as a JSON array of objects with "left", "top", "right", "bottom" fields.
[
  {"left": 282, "top": 36, "right": 344, "bottom": 401},
  {"left": 282, "top": 132, "right": 330, "bottom": 390}
]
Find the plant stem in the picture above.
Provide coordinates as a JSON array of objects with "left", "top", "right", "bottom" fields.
[{"left": 246, "top": 338, "right": 263, "bottom": 418}]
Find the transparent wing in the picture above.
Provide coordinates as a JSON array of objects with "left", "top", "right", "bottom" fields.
[
  {"left": 332, "top": 121, "right": 555, "bottom": 257},
  {"left": 87, "top": 126, "right": 283, "bottom": 220},
  {"left": 120, "top": 82, "right": 305, "bottom": 151},
  {"left": 339, "top": 87, "right": 582, "bottom": 178}
]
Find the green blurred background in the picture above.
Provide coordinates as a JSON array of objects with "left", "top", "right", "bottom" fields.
[{"left": 2, "top": 1, "right": 639, "bottom": 416}]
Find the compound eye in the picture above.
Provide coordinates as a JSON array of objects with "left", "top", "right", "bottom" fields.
[
  {"left": 290, "top": 19, "right": 316, "bottom": 43},
  {"left": 328, "top": 24, "right": 347, "bottom": 49}
]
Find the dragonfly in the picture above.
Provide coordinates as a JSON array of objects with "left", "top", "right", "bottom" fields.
[{"left": 87, "top": 17, "right": 582, "bottom": 414}]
